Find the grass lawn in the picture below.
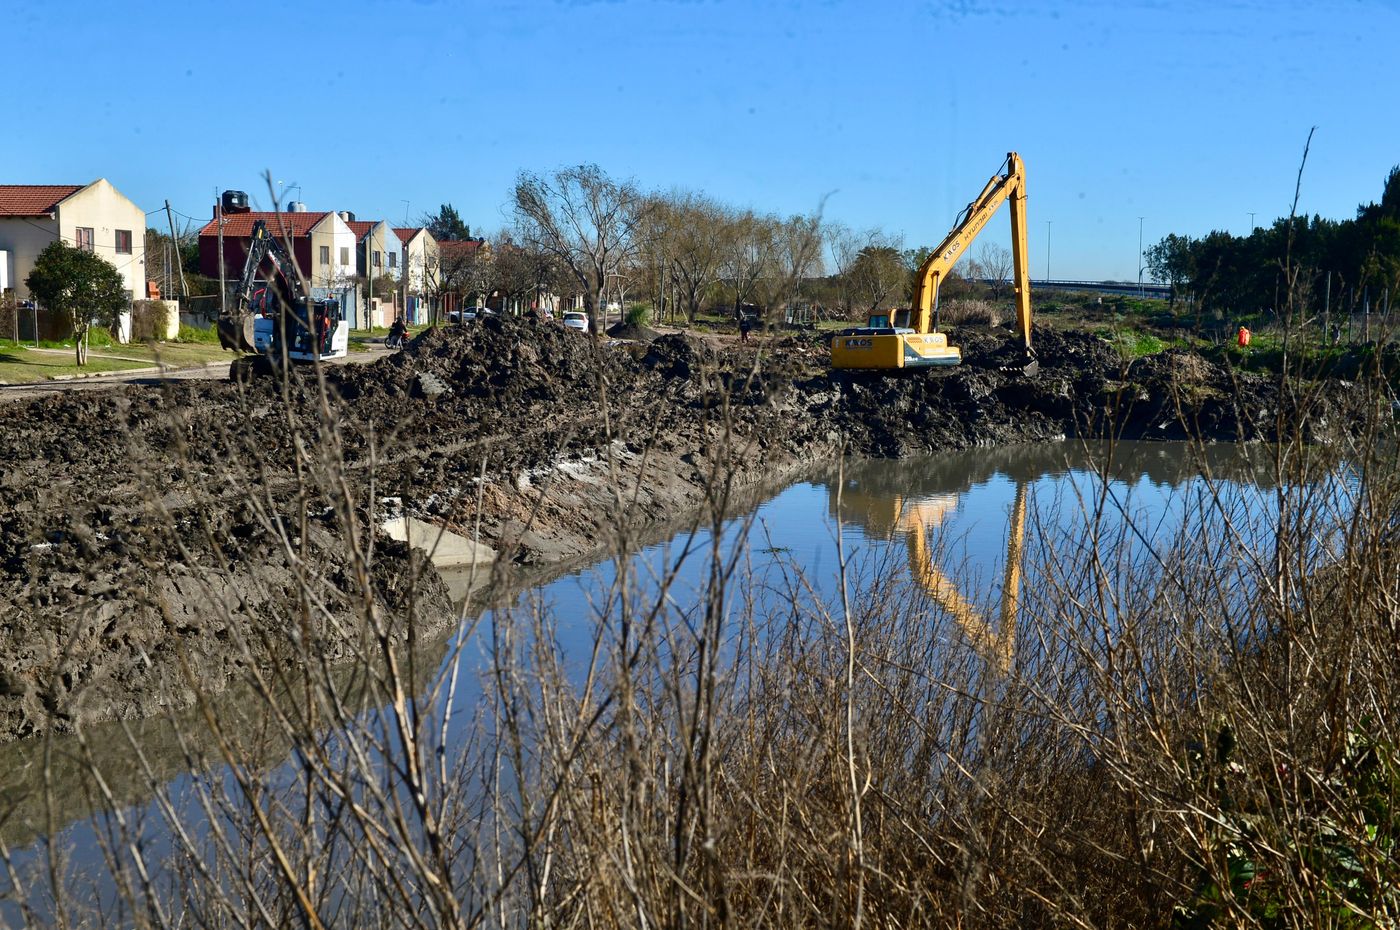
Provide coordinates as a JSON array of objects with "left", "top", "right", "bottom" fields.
[
  {"left": 0, "top": 341, "right": 231, "bottom": 384},
  {"left": 0, "top": 349, "right": 150, "bottom": 383},
  {"left": 122, "top": 342, "right": 232, "bottom": 367}
]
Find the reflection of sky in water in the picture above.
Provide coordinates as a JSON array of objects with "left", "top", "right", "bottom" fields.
[
  {"left": 4, "top": 440, "right": 1355, "bottom": 918},
  {"left": 455, "top": 440, "right": 1340, "bottom": 716}
]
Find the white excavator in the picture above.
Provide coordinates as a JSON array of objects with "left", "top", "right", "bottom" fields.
[
  {"left": 831, "top": 152, "right": 1036, "bottom": 375},
  {"left": 216, "top": 218, "right": 349, "bottom": 371}
]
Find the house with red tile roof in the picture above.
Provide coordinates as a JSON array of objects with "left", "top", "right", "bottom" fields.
[
  {"left": 196, "top": 209, "right": 358, "bottom": 293},
  {"left": 345, "top": 218, "right": 399, "bottom": 325},
  {"left": 393, "top": 227, "right": 440, "bottom": 321},
  {"left": 0, "top": 179, "right": 146, "bottom": 339}
]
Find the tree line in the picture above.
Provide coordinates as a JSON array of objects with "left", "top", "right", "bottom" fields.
[
  {"left": 1145, "top": 166, "right": 1400, "bottom": 327},
  {"left": 428, "top": 164, "right": 1018, "bottom": 334}
]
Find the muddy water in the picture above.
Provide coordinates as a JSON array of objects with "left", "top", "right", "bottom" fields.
[{"left": 0, "top": 440, "right": 1349, "bottom": 900}]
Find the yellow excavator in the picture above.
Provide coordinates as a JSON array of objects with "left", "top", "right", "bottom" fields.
[{"left": 831, "top": 151, "right": 1036, "bottom": 375}]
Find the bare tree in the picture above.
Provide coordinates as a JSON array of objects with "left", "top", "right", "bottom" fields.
[
  {"left": 430, "top": 241, "right": 490, "bottom": 317},
  {"left": 978, "top": 242, "right": 1014, "bottom": 300},
  {"left": 826, "top": 223, "right": 863, "bottom": 320},
  {"left": 656, "top": 191, "right": 731, "bottom": 325},
  {"left": 763, "top": 212, "right": 825, "bottom": 327},
  {"left": 720, "top": 210, "right": 777, "bottom": 321},
  {"left": 513, "top": 165, "right": 647, "bottom": 335}
]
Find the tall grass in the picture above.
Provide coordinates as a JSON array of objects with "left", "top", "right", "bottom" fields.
[{"left": 0, "top": 324, "right": 1395, "bottom": 929}]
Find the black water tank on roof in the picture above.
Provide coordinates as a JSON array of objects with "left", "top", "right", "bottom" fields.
[{"left": 221, "top": 190, "right": 250, "bottom": 214}]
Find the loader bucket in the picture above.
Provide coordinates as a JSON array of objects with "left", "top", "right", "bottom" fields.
[{"left": 217, "top": 315, "right": 257, "bottom": 353}]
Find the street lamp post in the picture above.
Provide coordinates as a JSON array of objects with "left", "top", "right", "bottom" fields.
[
  {"left": 276, "top": 181, "right": 302, "bottom": 208},
  {"left": 1137, "top": 216, "right": 1145, "bottom": 298},
  {"left": 1045, "top": 221, "right": 1052, "bottom": 282}
]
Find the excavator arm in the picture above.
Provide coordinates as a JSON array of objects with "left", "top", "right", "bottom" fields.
[
  {"left": 911, "top": 152, "right": 1035, "bottom": 369},
  {"left": 218, "top": 220, "right": 313, "bottom": 354}
]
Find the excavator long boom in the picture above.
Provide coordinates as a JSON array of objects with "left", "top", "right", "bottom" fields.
[
  {"left": 911, "top": 152, "right": 1033, "bottom": 358},
  {"left": 830, "top": 151, "right": 1035, "bottom": 372}
]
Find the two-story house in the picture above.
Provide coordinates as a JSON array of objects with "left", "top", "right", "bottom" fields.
[
  {"left": 198, "top": 209, "right": 360, "bottom": 292},
  {"left": 394, "top": 227, "right": 439, "bottom": 322},
  {"left": 198, "top": 208, "right": 370, "bottom": 325},
  {"left": 0, "top": 179, "right": 145, "bottom": 340},
  {"left": 347, "top": 218, "right": 398, "bottom": 326}
]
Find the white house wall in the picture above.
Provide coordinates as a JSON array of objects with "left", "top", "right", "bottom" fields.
[
  {"left": 310, "top": 214, "right": 359, "bottom": 288},
  {"left": 55, "top": 179, "right": 146, "bottom": 300},
  {"left": 0, "top": 216, "right": 59, "bottom": 299}
]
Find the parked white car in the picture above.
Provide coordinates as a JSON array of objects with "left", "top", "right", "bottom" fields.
[{"left": 562, "top": 311, "right": 589, "bottom": 333}]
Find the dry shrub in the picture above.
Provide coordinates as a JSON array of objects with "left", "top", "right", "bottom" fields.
[
  {"left": 129, "top": 300, "right": 173, "bottom": 342},
  {"left": 940, "top": 298, "right": 1002, "bottom": 327},
  {"left": 1, "top": 331, "right": 1396, "bottom": 930}
]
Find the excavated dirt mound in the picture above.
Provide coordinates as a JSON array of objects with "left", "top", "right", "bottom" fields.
[
  {"left": 605, "top": 321, "right": 661, "bottom": 342},
  {"left": 0, "top": 317, "right": 1380, "bottom": 740}
]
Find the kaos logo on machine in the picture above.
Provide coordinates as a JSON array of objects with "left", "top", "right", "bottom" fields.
[{"left": 845, "top": 338, "right": 873, "bottom": 348}]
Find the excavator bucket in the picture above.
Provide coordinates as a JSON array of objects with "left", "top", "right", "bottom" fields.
[
  {"left": 1000, "top": 350, "right": 1039, "bottom": 377},
  {"left": 217, "top": 315, "right": 257, "bottom": 354}
]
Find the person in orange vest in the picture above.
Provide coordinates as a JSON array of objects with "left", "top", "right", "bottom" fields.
[{"left": 1237, "top": 326, "right": 1251, "bottom": 347}]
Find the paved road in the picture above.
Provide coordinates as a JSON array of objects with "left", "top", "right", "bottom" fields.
[{"left": 0, "top": 346, "right": 395, "bottom": 402}]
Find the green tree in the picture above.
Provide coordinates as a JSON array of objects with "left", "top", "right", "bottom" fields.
[
  {"left": 25, "top": 241, "right": 128, "bottom": 365},
  {"left": 1144, "top": 233, "right": 1196, "bottom": 307},
  {"left": 848, "top": 243, "right": 907, "bottom": 314},
  {"left": 424, "top": 204, "right": 472, "bottom": 242}
]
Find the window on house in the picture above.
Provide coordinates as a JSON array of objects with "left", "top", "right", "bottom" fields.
[
  {"left": 75, "top": 227, "right": 94, "bottom": 251},
  {"left": 373, "top": 250, "right": 381, "bottom": 268},
  {"left": 340, "top": 247, "right": 349, "bottom": 266},
  {"left": 388, "top": 252, "right": 397, "bottom": 269},
  {"left": 115, "top": 229, "right": 132, "bottom": 254},
  {"left": 320, "top": 245, "right": 331, "bottom": 266}
]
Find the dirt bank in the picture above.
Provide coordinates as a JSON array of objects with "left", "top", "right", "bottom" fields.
[{"left": 0, "top": 318, "right": 1379, "bottom": 741}]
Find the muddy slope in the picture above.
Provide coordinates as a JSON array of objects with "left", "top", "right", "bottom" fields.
[{"left": 0, "top": 318, "right": 1374, "bottom": 741}]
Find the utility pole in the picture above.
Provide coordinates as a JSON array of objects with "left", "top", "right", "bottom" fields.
[
  {"left": 1324, "top": 271, "right": 1331, "bottom": 342},
  {"left": 164, "top": 200, "right": 189, "bottom": 298},
  {"left": 1248, "top": 212, "right": 1256, "bottom": 233},
  {"left": 1045, "top": 221, "right": 1051, "bottom": 282},
  {"left": 367, "top": 234, "right": 374, "bottom": 331},
  {"left": 216, "top": 189, "right": 226, "bottom": 321}
]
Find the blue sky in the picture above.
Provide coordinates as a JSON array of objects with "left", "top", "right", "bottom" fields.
[{"left": 10, "top": 0, "right": 1398, "bottom": 280}]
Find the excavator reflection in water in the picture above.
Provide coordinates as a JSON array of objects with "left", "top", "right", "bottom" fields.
[
  {"left": 834, "top": 462, "right": 1027, "bottom": 673},
  {"left": 829, "top": 442, "right": 1284, "bottom": 672}
]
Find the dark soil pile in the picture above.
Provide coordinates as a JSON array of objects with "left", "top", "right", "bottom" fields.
[
  {"left": 605, "top": 321, "right": 661, "bottom": 341},
  {"left": 0, "top": 317, "right": 1378, "bottom": 740}
]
